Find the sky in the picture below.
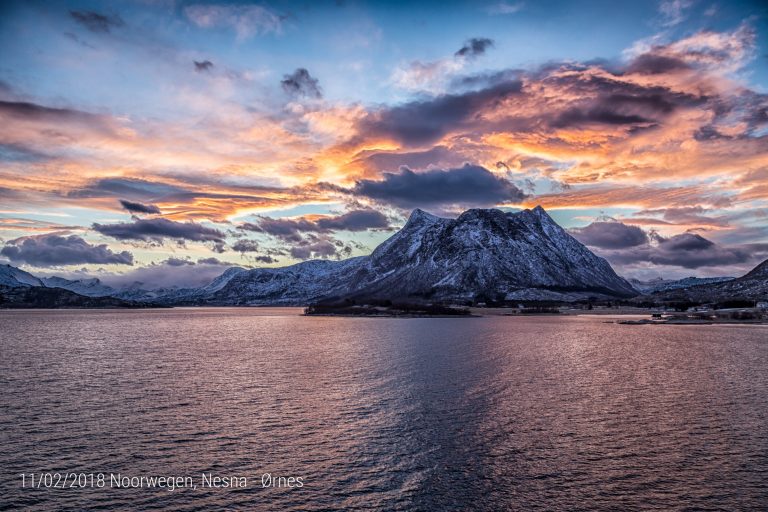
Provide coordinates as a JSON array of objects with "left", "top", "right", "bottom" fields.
[{"left": 0, "top": 0, "right": 767, "bottom": 286}]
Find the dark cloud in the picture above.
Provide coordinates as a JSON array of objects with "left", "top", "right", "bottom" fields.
[
  {"left": 626, "top": 54, "right": 691, "bottom": 75},
  {"left": 163, "top": 257, "right": 194, "bottom": 266},
  {"left": 253, "top": 255, "right": 277, "bottom": 264},
  {"left": 455, "top": 37, "right": 494, "bottom": 59},
  {"left": 92, "top": 218, "right": 225, "bottom": 244},
  {"left": 570, "top": 221, "right": 649, "bottom": 249},
  {"left": 232, "top": 239, "right": 260, "bottom": 253},
  {"left": 71, "top": 178, "right": 188, "bottom": 200},
  {"left": 574, "top": 220, "right": 755, "bottom": 270},
  {"left": 242, "top": 217, "right": 316, "bottom": 242},
  {"left": 606, "top": 232, "right": 752, "bottom": 269},
  {"left": 119, "top": 199, "right": 161, "bottom": 215},
  {"left": 239, "top": 209, "right": 389, "bottom": 241},
  {"left": 194, "top": 60, "right": 214, "bottom": 72},
  {"left": 69, "top": 10, "right": 124, "bottom": 33},
  {"left": 237, "top": 211, "right": 376, "bottom": 261},
  {"left": 356, "top": 80, "right": 522, "bottom": 146},
  {"left": 197, "top": 257, "right": 223, "bottom": 265},
  {"left": 0, "top": 100, "right": 109, "bottom": 128},
  {"left": 450, "top": 69, "right": 520, "bottom": 91},
  {"left": 289, "top": 238, "right": 339, "bottom": 260},
  {"left": 552, "top": 93, "right": 680, "bottom": 128},
  {"left": 281, "top": 68, "right": 322, "bottom": 98},
  {"left": 1, "top": 234, "right": 133, "bottom": 266},
  {"left": 315, "top": 210, "right": 389, "bottom": 231},
  {"left": 352, "top": 164, "right": 527, "bottom": 209}
]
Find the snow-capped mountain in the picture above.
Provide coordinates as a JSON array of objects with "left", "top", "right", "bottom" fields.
[
  {"left": 41, "top": 276, "right": 117, "bottom": 297},
  {"left": 113, "top": 267, "right": 247, "bottom": 303},
  {"left": 629, "top": 276, "right": 734, "bottom": 294},
  {"left": 200, "top": 206, "right": 637, "bottom": 305},
  {"left": 0, "top": 264, "right": 44, "bottom": 287},
  {"left": 647, "top": 259, "right": 768, "bottom": 302},
  {"left": 1, "top": 265, "right": 140, "bottom": 308}
]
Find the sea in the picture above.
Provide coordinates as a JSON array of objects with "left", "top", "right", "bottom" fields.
[{"left": 1, "top": 308, "right": 766, "bottom": 510}]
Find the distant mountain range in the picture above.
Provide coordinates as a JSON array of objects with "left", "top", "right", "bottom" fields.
[
  {"left": 1, "top": 206, "right": 766, "bottom": 308},
  {"left": 628, "top": 276, "right": 735, "bottom": 295},
  {"left": 644, "top": 259, "right": 768, "bottom": 303},
  {"left": 0, "top": 266, "right": 141, "bottom": 308}
]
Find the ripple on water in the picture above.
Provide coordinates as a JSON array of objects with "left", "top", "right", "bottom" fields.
[{"left": 1, "top": 309, "right": 767, "bottom": 510}]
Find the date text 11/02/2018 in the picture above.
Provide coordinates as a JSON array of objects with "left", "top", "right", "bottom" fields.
[{"left": 19, "top": 473, "right": 304, "bottom": 490}]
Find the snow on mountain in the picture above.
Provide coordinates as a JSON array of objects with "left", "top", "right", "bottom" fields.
[
  {"left": 0, "top": 264, "right": 44, "bottom": 287},
  {"left": 41, "top": 276, "right": 117, "bottom": 297},
  {"left": 201, "top": 206, "right": 637, "bottom": 305},
  {"left": 647, "top": 259, "right": 768, "bottom": 302},
  {"left": 629, "top": 276, "right": 734, "bottom": 294}
]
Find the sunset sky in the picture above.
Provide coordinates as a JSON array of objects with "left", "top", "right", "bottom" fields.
[{"left": 1, "top": 0, "right": 767, "bottom": 286}]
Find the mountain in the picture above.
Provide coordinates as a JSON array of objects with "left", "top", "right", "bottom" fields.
[
  {"left": 41, "top": 276, "right": 117, "bottom": 297},
  {"left": 118, "top": 267, "right": 248, "bottom": 303},
  {"left": 0, "top": 264, "right": 44, "bottom": 287},
  {"left": 629, "top": 276, "right": 734, "bottom": 294},
  {"left": 0, "top": 207, "right": 641, "bottom": 307},
  {"left": 198, "top": 206, "right": 637, "bottom": 306},
  {"left": 645, "top": 259, "right": 768, "bottom": 303},
  {"left": 0, "top": 265, "right": 149, "bottom": 308},
  {"left": 0, "top": 285, "right": 143, "bottom": 308}
]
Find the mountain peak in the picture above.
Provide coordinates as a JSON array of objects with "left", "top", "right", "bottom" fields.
[{"left": 406, "top": 208, "right": 440, "bottom": 226}]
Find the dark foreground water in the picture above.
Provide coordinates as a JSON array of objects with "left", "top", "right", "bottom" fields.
[{"left": 1, "top": 308, "right": 767, "bottom": 511}]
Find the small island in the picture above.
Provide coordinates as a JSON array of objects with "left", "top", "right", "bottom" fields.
[{"left": 304, "top": 299, "right": 472, "bottom": 317}]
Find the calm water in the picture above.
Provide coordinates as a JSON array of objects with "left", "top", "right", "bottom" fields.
[{"left": 1, "top": 309, "right": 767, "bottom": 511}]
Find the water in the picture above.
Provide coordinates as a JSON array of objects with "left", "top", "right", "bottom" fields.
[{"left": 1, "top": 308, "right": 767, "bottom": 510}]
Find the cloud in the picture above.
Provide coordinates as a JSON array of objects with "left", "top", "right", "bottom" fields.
[
  {"left": 241, "top": 217, "right": 316, "bottom": 242},
  {"left": 69, "top": 10, "right": 124, "bottom": 33},
  {"left": 184, "top": 4, "right": 282, "bottom": 40},
  {"left": 356, "top": 80, "right": 522, "bottom": 146},
  {"left": 573, "top": 220, "right": 758, "bottom": 270},
  {"left": 236, "top": 211, "right": 383, "bottom": 261},
  {"left": 119, "top": 199, "right": 161, "bottom": 215},
  {"left": 391, "top": 59, "right": 465, "bottom": 94},
  {"left": 281, "top": 68, "right": 322, "bottom": 99},
  {"left": 315, "top": 210, "right": 389, "bottom": 231},
  {"left": 658, "top": 0, "right": 692, "bottom": 27},
  {"left": 70, "top": 178, "right": 187, "bottom": 200},
  {"left": 625, "top": 54, "right": 691, "bottom": 75},
  {"left": 0, "top": 100, "right": 113, "bottom": 131},
  {"left": 352, "top": 164, "right": 527, "bottom": 209},
  {"left": 626, "top": 22, "right": 756, "bottom": 73},
  {"left": 606, "top": 232, "right": 753, "bottom": 269},
  {"left": 231, "top": 239, "right": 260, "bottom": 253},
  {"left": 570, "top": 221, "right": 649, "bottom": 249},
  {"left": 197, "top": 257, "right": 223, "bottom": 264},
  {"left": 455, "top": 38, "right": 494, "bottom": 59},
  {"left": 99, "top": 260, "right": 238, "bottom": 290},
  {"left": 1, "top": 234, "right": 134, "bottom": 266},
  {"left": 486, "top": 2, "right": 524, "bottom": 14},
  {"left": 393, "top": 38, "right": 494, "bottom": 94},
  {"left": 92, "top": 218, "right": 225, "bottom": 244},
  {"left": 240, "top": 209, "right": 389, "bottom": 240},
  {"left": 194, "top": 60, "right": 214, "bottom": 72},
  {"left": 163, "top": 257, "right": 194, "bottom": 266},
  {"left": 634, "top": 206, "right": 731, "bottom": 227},
  {"left": 289, "top": 237, "right": 342, "bottom": 260}
]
